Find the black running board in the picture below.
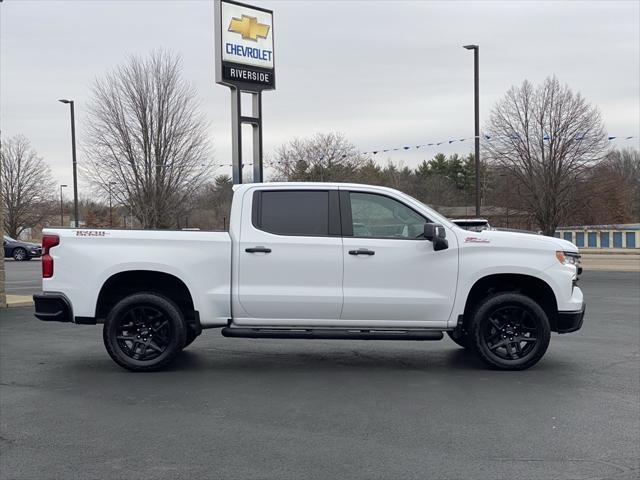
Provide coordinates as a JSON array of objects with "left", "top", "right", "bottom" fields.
[{"left": 221, "top": 327, "right": 444, "bottom": 341}]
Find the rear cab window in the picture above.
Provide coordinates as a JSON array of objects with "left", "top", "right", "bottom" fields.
[{"left": 252, "top": 190, "right": 340, "bottom": 236}]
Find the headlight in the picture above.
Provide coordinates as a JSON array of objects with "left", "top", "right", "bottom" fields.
[{"left": 556, "top": 251, "right": 582, "bottom": 273}]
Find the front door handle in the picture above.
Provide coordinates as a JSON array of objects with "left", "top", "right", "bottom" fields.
[
  {"left": 348, "top": 248, "right": 375, "bottom": 256},
  {"left": 245, "top": 246, "right": 272, "bottom": 254}
]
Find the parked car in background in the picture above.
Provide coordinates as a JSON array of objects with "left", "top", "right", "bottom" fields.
[
  {"left": 3, "top": 235, "right": 42, "bottom": 261},
  {"left": 451, "top": 218, "right": 492, "bottom": 232}
]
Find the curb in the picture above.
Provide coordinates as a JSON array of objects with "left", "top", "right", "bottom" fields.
[
  {"left": 6, "top": 295, "right": 35, "bottom": 308},
  {"left": 7, "top": 301, "right": 34, "bottom": 308}
]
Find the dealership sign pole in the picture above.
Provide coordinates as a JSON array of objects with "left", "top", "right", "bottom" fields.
[{"left": 215, "top": 0, "right": 275, "bottom": 184}]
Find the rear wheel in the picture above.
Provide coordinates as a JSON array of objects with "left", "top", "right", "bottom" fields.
[
  {"left": 103, "top": 293, "right": 186, "bottom": 372},
  {"left": 13, "top": 248, "right": 26, "bottom": 261},
  {"left": 470, "top": 292, "right": 551, "bottom": 370}
]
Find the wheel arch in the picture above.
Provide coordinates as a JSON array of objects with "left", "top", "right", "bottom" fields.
[
  {"left": 461, "top": 273, "right": 559, "bottom": 332},
  {"left": 95, "top": 270, "right": 200, "bottom": 333}
]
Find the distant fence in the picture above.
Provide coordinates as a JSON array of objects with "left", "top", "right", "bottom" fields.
[{"left": 554, "top": 225, "right": 639, "bottom": 250}]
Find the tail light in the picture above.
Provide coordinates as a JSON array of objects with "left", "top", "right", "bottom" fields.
[{"left": 42, "top": 234, "right": 60, "bottom": 278}]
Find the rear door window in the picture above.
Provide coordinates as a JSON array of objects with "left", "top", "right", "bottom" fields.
[{"left": 254, "top": 190, "right": 330, "bottom": 236}]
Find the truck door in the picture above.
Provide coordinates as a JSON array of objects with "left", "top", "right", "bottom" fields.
[
  {"left": 236, "top": 188, "right": 343, "bottom": 322},
  {"left": 340, "top": 190, "right": 458, "bottom": 325}
]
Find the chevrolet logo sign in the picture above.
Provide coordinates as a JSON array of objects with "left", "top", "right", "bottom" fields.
[{"left": 228, "top": 15, "right": 270, "bottom": 41}]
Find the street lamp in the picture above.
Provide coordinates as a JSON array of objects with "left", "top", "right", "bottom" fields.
[
  {"left": 108, "top": 182, "right": 116, "bottom": 228},
  {"left": 463, "top": 44, "right": 481, "bottom": 217},
  {"left": 58, "top": 99, "right": 79, "bottom": 227},
  {"left": 59, "top": 184, "right": 67, "bottom": 227}
]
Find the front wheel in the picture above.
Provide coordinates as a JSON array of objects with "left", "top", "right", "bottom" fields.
[
  {"left": 103, "top": 293, "right": 187, "bottom": 372},
  {"left": 13, "top": 248, "right": 26, "bottom": 261},
  {"left": 469, "top": 292, "right": 551, "bottom": 370}
]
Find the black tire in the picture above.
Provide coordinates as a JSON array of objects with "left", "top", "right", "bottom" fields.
[
  {"left": 103, "top": 293, "right": 187, "bottom": 372},
  {"left": 183, "top": 327, "right": 200, "bottom": 349},
  {"left": 447, "top": 330, "right": 472, "bottom": 349},
  {"left": 469, "top": 292, "right": 551, "bottom": 371},
  {"left": 12, "top": 248, "right": 26, "bottom": 261}
]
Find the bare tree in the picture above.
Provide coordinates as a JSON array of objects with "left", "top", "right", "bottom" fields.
[
  {"left": 1, "top": 135, "right": 55, "bottom": 238},
  {"left": 190, "top": 175, "right": 233, "bottom": 230},
  {"left": 603, "top": 148, "right": 640, "bottom": 220},
  {"left": 270, "top": 132, "right": 366, "bottom": 182},
  {"left": 83, "top": 50, "right": 213, "bottom": 229},
  {"left": 483, "top": 77, "right": 609, "bottom": 235}
]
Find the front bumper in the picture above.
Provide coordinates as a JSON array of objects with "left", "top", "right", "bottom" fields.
[
  {"left": 557, "top": 303, "right": 586, "bottom": 334},
  {"left": 33, "top": 293, "right": 72, "bottom": 323}
]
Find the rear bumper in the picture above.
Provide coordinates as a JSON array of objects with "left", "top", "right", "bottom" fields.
[
  {"left": 557, "top": 304, "right": 586, "bottom": 334},
  {"left": 33, "top": 293, "right": 73, "bottom": 323}
]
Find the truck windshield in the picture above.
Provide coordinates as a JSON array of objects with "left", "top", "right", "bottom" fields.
[{"left": 411, "top": 199, "right": 456, "bottom": 229}]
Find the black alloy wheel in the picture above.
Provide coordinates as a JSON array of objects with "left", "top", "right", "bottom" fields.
[
  {"left": 103, "top": 293, "right": 186, "bottom": 372},
  {"left": 470, "top": 292, "right": 551, "bottom": 370},
  {"left": 115, "top": 306, "right": 172, "bottom": 361},
  {"left": 482, "top": 306, "right": 540, "bottom": 360}
]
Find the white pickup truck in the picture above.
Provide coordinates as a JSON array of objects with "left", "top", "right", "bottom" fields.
[{"left": 34, "top": 182, "right": 585, "bottom": 372}]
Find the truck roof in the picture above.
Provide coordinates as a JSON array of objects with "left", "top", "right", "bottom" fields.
[
  {"left": 232, "top": 182, "right": 456, "bottom": 228},
  {"left": 233, "top": 182, "right": 395, "bottom": 191}
]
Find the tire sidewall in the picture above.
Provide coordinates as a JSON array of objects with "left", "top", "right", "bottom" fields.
[
  {"left": 470, "top": 292, "right": 551, "bottom": 370},
  {"left": 103, "top": 293, "right": 187, "bottom": 372}
]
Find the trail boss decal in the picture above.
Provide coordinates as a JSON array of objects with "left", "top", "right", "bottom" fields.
[{"left": 465, "top": 236, "right": 491, "bottom": 243}]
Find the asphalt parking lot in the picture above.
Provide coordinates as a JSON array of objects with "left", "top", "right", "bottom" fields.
[
  {"left": 1, "top": 271, "right": 639, "bottom": 480},
  {"left": 3, "top": 259, "right": 41, "bottom": 296}
]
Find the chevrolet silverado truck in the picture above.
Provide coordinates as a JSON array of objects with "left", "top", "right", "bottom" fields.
[{"left": 34, "top": 182, "right": 585, "bottom": 372}]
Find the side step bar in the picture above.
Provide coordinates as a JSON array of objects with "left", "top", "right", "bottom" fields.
[{"left": 221, "top": 327, "right": 444, "bottom": 341}]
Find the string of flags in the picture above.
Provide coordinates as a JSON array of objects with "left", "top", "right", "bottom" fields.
[
  {"left": 213, "top": 134, "right": 637, "bottom": 169},
  {"left": 361, "top": 134, "right": 637, "bottom": 156},
  {"left": 214, "top": 163, "right": 254, "bottom": 168}
]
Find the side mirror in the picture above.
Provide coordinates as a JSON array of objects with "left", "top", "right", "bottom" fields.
[{"left": 424, "top": 223, "right": 449, "bottom": 251}]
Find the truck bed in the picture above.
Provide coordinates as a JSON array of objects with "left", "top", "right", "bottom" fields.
[{"left": 42, "top": 228, "right": 232, "bottom": 327}]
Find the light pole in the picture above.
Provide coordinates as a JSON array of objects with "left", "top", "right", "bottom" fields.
[
  {"left": 108, "top": 182, "right": 116, "bottom": 227},
  {"left": 463, "top": 44, "right": 481, "bottom": 218},
  {"left": 58, "top": 99, "right": 79, "bottom": 227},
  {"left": 59, "top": 184, "right": 67, "bottom": 226}
]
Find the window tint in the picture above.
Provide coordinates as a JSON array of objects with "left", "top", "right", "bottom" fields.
[
  {"left": 258, "top": 190, "right": 329, "bottom": 236},
  {"left": 350, "top": 192, "right": 425, "bottom": 239}
]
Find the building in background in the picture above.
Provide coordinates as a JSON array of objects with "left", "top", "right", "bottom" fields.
[{"left": 555, "top": 224, "right": 640, "bottom": 250}]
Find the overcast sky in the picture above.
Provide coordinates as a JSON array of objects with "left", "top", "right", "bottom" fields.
[{"left": 1, "top": 0, "right": 639, "bottom": 190}]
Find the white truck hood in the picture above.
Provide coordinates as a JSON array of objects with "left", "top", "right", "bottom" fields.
[{"left": 454, "top": 228, "right": 579, "bottom": 253}]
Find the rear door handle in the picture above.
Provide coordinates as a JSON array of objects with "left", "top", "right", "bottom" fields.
[
  {"left": 245, "top": 246, "right": 272, "bottom": 253},
  {"left": 348, "top": 248, "right": 375, "bottom": 256}
]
